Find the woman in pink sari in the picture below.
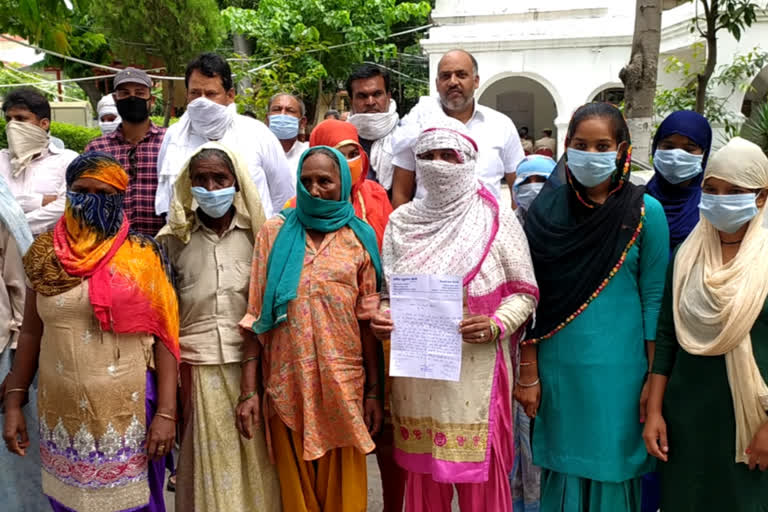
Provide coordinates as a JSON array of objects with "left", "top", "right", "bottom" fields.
[{"left": 371, "top": 119, "right": 539, "bottom": 511}]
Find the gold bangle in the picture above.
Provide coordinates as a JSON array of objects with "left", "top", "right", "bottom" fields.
[
  {"left": 4, "top": 388, "right": 28, "bottom": 397},
  {"left": 154, "top": 412, "right": 177, "bottom": 422},
  {"left": 489, "top": 321, "right": 500, "bottom": 341},
  {"left": 519, "top": 361, "right": 537, "bottom": 367}
]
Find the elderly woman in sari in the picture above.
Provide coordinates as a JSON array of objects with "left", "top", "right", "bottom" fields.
[
  {"left": 156, "top": 142, "right": 280, "bottom": 511},
  {"left": 643, "top": 137, "right": 768, "bottom": 511},
  {"left": 237, "top": 146, "right": 384, "bottom": 512},
  {"left": 2, "top": 152, "right": 179, "bottom": 512},
  {"left": 371, "top": 119, "right": 539, "bottom": 511}
]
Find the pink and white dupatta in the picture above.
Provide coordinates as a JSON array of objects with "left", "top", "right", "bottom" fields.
[{"left": 383, "top": 120, "right": 538, "bottom": 484}]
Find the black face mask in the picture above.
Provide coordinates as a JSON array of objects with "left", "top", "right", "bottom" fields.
[{"left": 116, "top": 96, "right": 150, "bottom": 123}]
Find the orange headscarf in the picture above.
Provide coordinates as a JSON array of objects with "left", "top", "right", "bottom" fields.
[
  {"left": 24, "top": 152, "right": 180, "bottom": 360},
  {"left": 306, "top": 119, "right": 392, "bottom": 248}
]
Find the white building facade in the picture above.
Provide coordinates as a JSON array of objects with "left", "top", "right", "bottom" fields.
[{"left": 422, "top": 0, "right": 768, "bottom": 159}]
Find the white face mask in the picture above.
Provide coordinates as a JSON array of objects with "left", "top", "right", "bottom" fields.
[
  {"left": 515, "top": 182, "right": 545, "bottom": 210},
  {"left": 6, "top": 120, "right": 50, "bottom": 177},
  {"left": 347, "top": 99, "right": 399, "bottom": 140},
  {"left": 186, "top": 97, "right": 236, "bottom": 140},
  {"left": 99, "top": 119, "right": 121, "bottom": 134}
]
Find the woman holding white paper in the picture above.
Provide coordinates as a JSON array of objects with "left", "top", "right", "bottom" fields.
[{"left": 371, "top": 118, "right": 539, "bottom": 512}]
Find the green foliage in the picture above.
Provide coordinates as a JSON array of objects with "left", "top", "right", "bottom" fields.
[
  {"left": 50, "top": 121, "right": 101, "bottom": 152},
  {"left": 705, "top": 0, "right": 761, "bottom": 42},
  {"left": 0, "top": 0, "right": 92, "bottom": 52},
  {"left": 741, "top": 101, "right": 768, "bottom": 155},
  {"left": 655, "top": 47, "right": 768, "bottom": 136},
  {"left": 222, "top": 0, "right": 432, "bottom": 117},
  {"left": 0, "top": 118, "right": 100, "bottom": 152},
  {"left": 149, "top": 116, "right": 180, "bottom": 126},
  {"left": 0, "top": 65, "right": 86, "bottom": 100},
  {"left": 93, "top": 0, "right": 225, "bottom": 74}
]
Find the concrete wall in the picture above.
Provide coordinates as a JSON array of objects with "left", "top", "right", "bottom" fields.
[{"left": 425, "top": 0, "right": 768, "bottom": 154}]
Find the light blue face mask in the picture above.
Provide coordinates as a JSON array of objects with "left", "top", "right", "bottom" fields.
[
  {"left": 268, "top": 114, "right": 300, "bottom": 140},
  {"left": 654, "top": 149, "right": 704, "bottom": 184},
  {"left": 699, "top": 192, "right": 759, "bottom": 233},
  {"left": 515, "top": 183, "right": 545, "bottom": 211},
  {"left": 191, "top": 186, "right": 236, "bottom": 219},
  {"left": 566, "top": 148, "right": 618, "bottom": 187}
]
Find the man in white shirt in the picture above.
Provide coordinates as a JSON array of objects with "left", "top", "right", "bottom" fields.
[
  {"left": 155, "top": 53, "right": 294, "bottom": 218},
  {"left": 346, "top": 64, "right": 400, "bottom": 192},
  {"left": 0, "top": 88, "right": 78, "bottom": 234},
  {"left": 390, "top": 50, "right": 525, "bottom": 208},
  {"left": 265, "top": 93, "right": 308, "bottom": 175}
]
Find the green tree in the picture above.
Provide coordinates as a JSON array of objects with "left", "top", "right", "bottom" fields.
[
  {"left": 691, "top": 0, "right": 762, "bottom": 113},
  {"left": 221, "top": 0, "right": 431, "bottom": 120},
  {"left": 0, "top": 1, "right": 114, "bottom": 111},
  {"left": 620, "top": 0, "right": 662, "bottom": 163},
  {"left": 93, "top": 0, "right": 226, "bottom": 125},
  {"left": 655, "top": 46, "right": 768, "bottom": 137}
]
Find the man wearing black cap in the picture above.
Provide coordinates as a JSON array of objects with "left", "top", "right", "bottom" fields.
[{"left": 85, "top": 67, "right": 167, "bottom": 237}]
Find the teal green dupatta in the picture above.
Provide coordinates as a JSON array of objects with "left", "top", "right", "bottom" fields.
[{"left": 253, "top": 146, "right": 382, "bottom": 334}]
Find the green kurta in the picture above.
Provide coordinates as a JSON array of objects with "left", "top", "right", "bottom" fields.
[
  {"left": 533, "top": 195, "right": 669, "bottom": 511},
  {"left": 651, "top": 251, "right": 768, "bottom": 512}
]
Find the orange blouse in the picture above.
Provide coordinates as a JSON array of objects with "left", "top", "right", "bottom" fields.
[{"left": 241, "top": 217, "right": 379, "bottom": 460}]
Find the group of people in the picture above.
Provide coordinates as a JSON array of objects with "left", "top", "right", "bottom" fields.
[{"left": 0, "top": 46, "right": 766, "bottom": 512}]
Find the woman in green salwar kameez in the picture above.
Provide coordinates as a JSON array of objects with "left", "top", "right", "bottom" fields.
[
  {"left": 644, "top": 137, "right": 768, "bottom": 512},
  {"left": 521, "top": 103, "right": 669, "bottom": 512}
]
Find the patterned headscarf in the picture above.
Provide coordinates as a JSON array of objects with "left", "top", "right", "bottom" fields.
[
  {"left": 384, "top": 119, "right": 538, "bottom": 317},
  {"left": 24, "top": 152, "right": 180, "bottom": 360}
]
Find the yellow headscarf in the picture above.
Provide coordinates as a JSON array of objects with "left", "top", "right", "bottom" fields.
[
  {"left": 673, "top": 137, "right": 768, "bottom": 464},
  {"left": 157, "top": 141, "right": 266, "bottom": 244}
]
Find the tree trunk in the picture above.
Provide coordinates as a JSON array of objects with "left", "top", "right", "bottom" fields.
[
  {"left": 77, "top": 80, "right": 104, "bottom": 115},
  {"left": 233, "top": 34, "right": 253, "bottom": 95},
  {"left": 696, "top": 0, "right": 719, "bottom": 114},
  {"left": 163, "top": 80, "right": 174, "bottom": 127},
  {"left": 620, "top": 0, "right": 662, "bottom": 165}
]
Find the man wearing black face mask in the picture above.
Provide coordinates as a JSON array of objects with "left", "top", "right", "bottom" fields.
[{"left": 85, "top": 67, "right": 167, "bottom": 237}]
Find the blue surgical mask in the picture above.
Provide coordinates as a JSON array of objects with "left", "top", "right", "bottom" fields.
[
  {"left": 654, "top": 149, "right": 704, "bottom": 184},
  {"left": 699, "top": 192, "right": 759, "bottom": 233},
  {"left": 515, "top": 183, "right": 545, "bottom": 211},
  {"left": 566, "top": 148, "right": 618, "bottom": 187},
  {"left": 268, "top": 114, "right": 300, "bottom": 140},
  {"left": 191, "top": 186, "right": 236, "bottom": 219}
]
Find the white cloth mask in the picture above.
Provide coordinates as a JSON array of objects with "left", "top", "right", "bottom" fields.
[
  {"left": 186, "top": 97, "right": 236, "bottom": 140},
  {"left": 6, "top": 120, "right": 50, "bottom": 177}
]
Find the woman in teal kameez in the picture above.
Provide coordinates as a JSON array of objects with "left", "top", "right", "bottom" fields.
[
  {"left": 643, "top": 137, "right": 768, "bottom": 512},
  {"left": 520, "top": 103, "right": 669, "bottom": 512}
]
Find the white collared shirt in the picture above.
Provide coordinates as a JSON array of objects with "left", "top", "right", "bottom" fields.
[
  {"left": 285, "top": 140, "right": 309, "bottom": 176},
  {"left": 155, "top": 114, "right": 295, "bottom": 218},
  {"left": 0, "top": 143, "right": 78, "bottom": 234},
  {"left": 392, "top": 97, "right": 525, "bottom": 201}
]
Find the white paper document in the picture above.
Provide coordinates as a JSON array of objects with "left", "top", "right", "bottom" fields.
[{"left": 389, "top": 274, "right": 463, "bottom": 382}]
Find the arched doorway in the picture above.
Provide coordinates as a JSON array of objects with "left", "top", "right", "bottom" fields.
[
  {"left": 591, "top": 87, "right": 625, "bottom": 104},
  {"left": 478, "top": 75, "right": 559, "bottom": 154}
]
